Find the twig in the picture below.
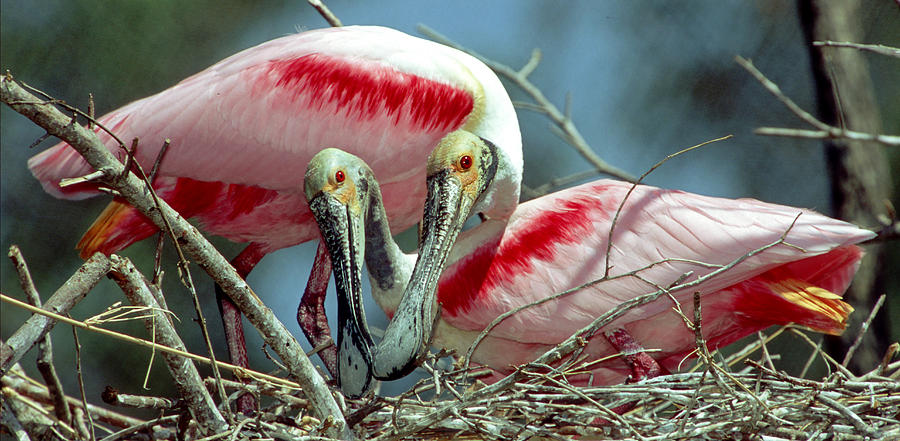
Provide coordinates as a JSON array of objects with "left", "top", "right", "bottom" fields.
[
  {"left": 6, "top": 246, "right": 71, "bottom": 425},
  {"left": 0, "top": 252, "right": 111, "bottom": 376},
  {"left": 147, "top": 138, "right": 170, "bottom": 183},
  {"left": 71, "top": 324, "right": 96, "bottom": 441},
  {"left": 418, "top": 24, "right": 636, "bottom": 183},
  {"left": 2, "top": 366, "right": 145, "bottom": 429},
  {"left": 736, "top": 56, "right": 900, "bottom": 147},
  {"left": 816, "top": 394, "right": 878, "bottom": 437},
  {"left": 754, "top": 126, "right": 900, "bottom": 146},
  {"left": 0, "top": 294, "right": 302, "bottom": 390},
  {"left": 101, "top": 387, "right": 175, "bottom": 410},
  {"left": 0, "top": 75, "right": 349, "bottom": 439},
  {"left": 604, "top": 135, "right": 733, "bottom": 278},
  {"left": 306, "top": 0, "right": 342, "bottom": 27},
  {"left": 841, "top": 294, "right": 887, "bottom": 368},
  {"left": 108, "top": 255, "right": 228, "bottom": 434},
  {"left": 96, "top": 415, "right": 180, "bottom": 441},
  {"left": 813, "top": 40, "right": 900, "bottom": 58}
]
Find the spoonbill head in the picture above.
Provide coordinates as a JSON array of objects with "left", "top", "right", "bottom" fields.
[
  {"left": 304, "top": 131, "right": 501, "bottom": 395},
  {"left": 305, "top": 141, "right": 874, "bottom": 396}
]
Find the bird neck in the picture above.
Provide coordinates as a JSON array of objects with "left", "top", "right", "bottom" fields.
[
  {"left": 363, "top": 182, "right": 414, "bottom": 311},
  {"left": 455, "top": 47, "right": 522, "bottom": 223}
]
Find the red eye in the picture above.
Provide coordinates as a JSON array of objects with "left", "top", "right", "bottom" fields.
[
  {"left": 459, "top": 155, "right": 473, "bottom": 170},
  {"left": 335, "top": 170, "right": 345, "bottom": 183}
]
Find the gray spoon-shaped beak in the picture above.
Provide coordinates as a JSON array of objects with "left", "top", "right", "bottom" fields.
[
  {"left": 305, "top": 149, "right": 375, "bottom": 397},
  {"left": 372, "top": 132, "right": 499, "bottom": 380}
]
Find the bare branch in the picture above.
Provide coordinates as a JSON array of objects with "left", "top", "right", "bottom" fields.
[
  {"left": 3, "top": 365, "right": 145, "bottom": 429},
  {"left": 813, "top": 40, "right": 900, "bottom": 58},
  {"left": 1, "top": 253, "right": 111, "bottom": 376},
  {"left": 10, "top": 247, "right": 73, "bottom": 426},
  {"left": 101, "top": 387, "right": 175, "bottom": 410},
  {"left": 307, "top": 0, "right": 342, "bottom": 27},
  {"left": 841, "top": 294, "right": 887, "bottom": 368},
  {"left": 754, "top": 126, "right": 900, "bottom": 146},
  {"left": 108, "top": 255, "right": 228, "bottom": 434},
  {"left": 0, "top": 295, "right": 305, "bottom": 390},
  {"left": 69, "top": 325, "right": 95, "bottom": 441},
  {"left": 736, "top": 56, "right": 900, "bottom": 147}
]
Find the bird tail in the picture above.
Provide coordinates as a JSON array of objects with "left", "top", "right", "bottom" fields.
[
  {"left": 731, "top": 245, "right": 863, "bottom": 336},
  {"left": 764, "top": 276, "right": 853, "bottom": 335},
  {"left": 77, "top": 200, "right": 155, "bottom": 258}
]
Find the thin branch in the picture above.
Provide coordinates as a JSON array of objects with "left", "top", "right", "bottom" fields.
[
  {"left": 3, "top": 366, "right": 146, "bottom": 429},
  {"left": 735, "top": 56, "right": 830, "bottom": 131},
  {"left": 0, "top": 252, "right": 111, "bottom": 376},
  {"left": 108, "top": 255, "right": 228, "bottom": 434},
  {"left": 101, "top": 387, "right": 175, "bottom": 410},
  {"left": 11, "top": 246, "right": 73, "bottom": 426},
  {"left": 0, "top": 294, "right": 302, "bottom": 390},
  {"left": 841, "top": 294, "right": 887, "bottom": 368},
  {"left": 754, "top": 126, "right": 900, "bottom": 146},
  {"left": 70, "top": 324, "right": 96, "bottom": 441},
  {"left": 418, "top": 24, "right": 637, "bottom": 183},
  {"left": 736, "top": 56, "right": 900, "bottom": 147},
  {"left": 813, "top": 40, "right": 900, "bottom": 58},
  {"left": 306, "top": 0, "right": 342, "bottom": 27}
]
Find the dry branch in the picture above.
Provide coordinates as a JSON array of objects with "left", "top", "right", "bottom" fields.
[
  {"left": 735, "top": 56, "right": 900, "bottom": 147},
  {"left": 1, "top": 253, "right": 111, "bottom": 376},
  {"left": 813, "top": 40, "right": 900, "bottom": 58},
  {"left": 0, "top": 74, "right": 350, "bottom": 439},
  {"left": 107, "top": 255, "right": 228, "bottom": 434}
]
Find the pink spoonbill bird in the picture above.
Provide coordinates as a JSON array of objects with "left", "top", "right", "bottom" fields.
[
  {"left": 27, "top": 26, "right": 523, "bottom": 385},
  {"left": 303, "top": 134, "right": 873, "bottom": 396}
]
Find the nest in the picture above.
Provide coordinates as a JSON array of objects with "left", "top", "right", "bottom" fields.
[{"left": 3, "top": 324, "right": 898, "bottom": 441}]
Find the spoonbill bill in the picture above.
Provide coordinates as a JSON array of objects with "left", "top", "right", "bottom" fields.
[
  {"left": 303, "top": 135, "right": 873, "bottom": 396},
  {"left": 27, "top": 27, "right": 522, "bottom": 385}
]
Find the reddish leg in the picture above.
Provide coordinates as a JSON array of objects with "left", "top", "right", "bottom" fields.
[
  {"left": 589, "top": 328, "right": 666, "bottom": 423},
  {"left": 216, "top": 242, "right": 267, "bottom": 414},
  {"left": 604, "top": 328, "right": 664, "bottom": 382},
  {"left": 297, "top": 240, "right": 338, "bottom": 378}
]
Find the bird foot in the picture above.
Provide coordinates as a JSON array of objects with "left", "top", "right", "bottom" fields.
[{"left": 604, "top": 328, "right": 663, "bottom": 383}]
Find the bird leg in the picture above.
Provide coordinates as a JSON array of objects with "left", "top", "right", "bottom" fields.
[
  {"left": 216, "top": 242, "right": 267, "bottom": 414},
  {"left": 604, "top": 328, "right": 664, "bottom": 382},
  {"left": 587, "top": 328, "right": 667, "bottom": 424},
  {"left": 297, "top": 239, "right": 338, "bottom": 378}
]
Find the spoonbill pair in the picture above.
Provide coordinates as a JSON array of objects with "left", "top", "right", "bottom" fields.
[
  {"left": 27, "top": 26, "right": 522, "bottom": 388},
  {"left": 303, "top": 134, "right": 873, "bottom": 397}
]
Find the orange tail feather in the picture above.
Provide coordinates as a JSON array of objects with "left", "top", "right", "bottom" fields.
[
  {"left": 77, "top": 200, "right": 132, "bottom": 258},
  {"left": 766, "top": 277, "right": 853, "bottom": 335}
]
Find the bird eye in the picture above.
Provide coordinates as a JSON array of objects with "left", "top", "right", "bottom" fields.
[
  {"left": 459, "top": 155, "right": 473, "bottom": 170},
  {"left": 335, "top": 170, "right": 346, "bottom": 183}
]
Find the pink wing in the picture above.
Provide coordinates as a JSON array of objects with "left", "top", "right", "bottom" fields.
[
  {"left": 28, "top": 26, "right": 480, "bottom": 253},
  {"left": 438, "top": 180, "right": 873, "bottom": 345}
]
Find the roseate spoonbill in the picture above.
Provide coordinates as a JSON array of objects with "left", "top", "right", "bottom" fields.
[
  {"left": 27, "top": 27, "right": 522, "bottom": 381},
  {"left": 303, "top": 136, "right": 873, "bottom": 396}
]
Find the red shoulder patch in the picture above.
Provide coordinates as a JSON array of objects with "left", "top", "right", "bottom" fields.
[
  {"left": 168, "top": 177, "right": 279, "bottom": 220},
  {"left": 266, "top": 54, "right": 474, "bottom": 133},
  {"left": 438, "top": 189, "right": 612, "bottom": 316}
]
